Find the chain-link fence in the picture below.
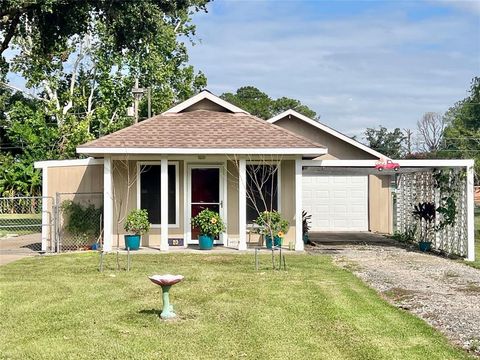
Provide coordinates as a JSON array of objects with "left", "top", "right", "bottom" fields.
[
  {"left": 55, "top": 192, "right": 103, "bottom": 252},
  {"left": 0, "top": 196, "right": 54, "bottom": 253}
]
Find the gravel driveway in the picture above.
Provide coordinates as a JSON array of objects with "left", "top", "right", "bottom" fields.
[{"left": 308, "top": 242, "right": 480, "bottom": 355}]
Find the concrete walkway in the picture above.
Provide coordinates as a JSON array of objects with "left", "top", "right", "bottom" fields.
[{"left": 0, "top": 233, "right": 42, "bottom": 265}]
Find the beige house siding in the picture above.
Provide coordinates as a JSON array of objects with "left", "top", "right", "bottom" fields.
[
  {"left": 368, "top": 174, "right": 393, "bottom": 234},
  {"left": 181, "top": 98, "right": 231, "bottom": 113},
  {"left": 47, "top": 164, "right": 103, "bottom": 197},
  {"left": 274, "top": 116, "right": 377, "bottom": 160}
]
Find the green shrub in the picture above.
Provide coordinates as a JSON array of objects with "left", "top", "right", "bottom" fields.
[
  {"left": 255, "top": 210, "right": 289, "bottom": 238},
  {"left": 124, "top": 209, "right": 151, "bottom": 235},
  {"left": 61, "top": 200, "right": 102, "bottom": 240},
  {"left": 191, "top": 209, "right": 225, "bottom": 237}
]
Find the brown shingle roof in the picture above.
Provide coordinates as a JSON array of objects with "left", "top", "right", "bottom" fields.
[{"left": 77, "top": 110, "right": 326, "bottom": 152}]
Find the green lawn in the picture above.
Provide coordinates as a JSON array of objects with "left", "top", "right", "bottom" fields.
[
  {"left": 0, "top": 253, "right": 474, "bottom": 360},
  {"left": 0, "top": 213, "right": 42, "bottom": 237}
]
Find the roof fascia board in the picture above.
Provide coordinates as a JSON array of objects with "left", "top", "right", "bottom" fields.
[
  {"left": 34, "top": 158, "right": 103, "bottom": 169},
  {"left": 268, "top": 109, "right": 386, "bottom": 159},
  {"left": 163, "top": 90, "right": 249, "bottom": 114},
  {"left": 302, "top": 159, "right": 475, "bottom": 168},
  {"left": 77, "top": 147, "right": 327, "bottom": 156}
]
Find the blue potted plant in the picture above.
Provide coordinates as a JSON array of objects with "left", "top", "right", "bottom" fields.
[
  {"left": 412, "top": 202, "right": 435, "bottom": 252},
  {"left": 124, "top": 209, "right": 150, "bottom": 250},
  {"left": 191, "top": 209, "right": 226, "bottom": 250},
  {"left": 255, "top": 210, "right": 289, "bottom": 249}
]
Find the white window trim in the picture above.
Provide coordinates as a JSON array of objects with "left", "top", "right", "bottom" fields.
[
  {"left": 137, "top": 161, "right": 180, "bottom": 228},
  {"left": 245, "top": 161, "right": 282, "bottom": 224}
]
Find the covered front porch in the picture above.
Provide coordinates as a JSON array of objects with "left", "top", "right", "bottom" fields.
[{"left": 102, "top": 155, "right": 305, "bottom": 252}]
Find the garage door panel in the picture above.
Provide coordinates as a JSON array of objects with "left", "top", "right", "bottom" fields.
[{"left": 303, "top": 174, "right": 368, "bottom": 231}]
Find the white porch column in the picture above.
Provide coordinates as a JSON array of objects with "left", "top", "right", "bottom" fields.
[
  {"left": 41, "top": 166, "right": 48, "bottom": 251},
  {"left": 103, "top": 157, "right": 113, "bottom": 252},
  {"left": 160, "top": 157, "right": 169, "bottom": 251},
  {"left": 466, "top": 163, "right": 475, "bottom": 262},
  {"left": 238, "top": 157, "right": 247, "bottom": 251},
  {"left": 295, "top": 157, "right": 304, "bottom": 251}
]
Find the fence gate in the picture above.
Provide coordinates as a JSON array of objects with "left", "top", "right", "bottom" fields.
[{"left": 0, "top": 196, "right": 54, "bottom": 254}]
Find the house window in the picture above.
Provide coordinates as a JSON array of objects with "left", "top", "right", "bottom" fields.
[
  {"left": 139, "top": 163, "right": 177, "bottom": 225},
  {"left": 246, "top": 164, "right": 279, "bottom": 223}
]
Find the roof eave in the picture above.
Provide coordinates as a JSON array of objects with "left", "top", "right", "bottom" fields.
[{"left": 76, "top": 147, "right": 328, "bottom": 156}]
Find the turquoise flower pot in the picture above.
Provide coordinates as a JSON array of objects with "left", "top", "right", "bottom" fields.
[
  {"left": 124, "top": 234, "right": 141, "bottom": 250},
  {"left": 419, "top": 241, "right": 431, "bottom": 252},
  {"left": 199, "top": 234, "right": 214, "bottom": 250},
  {"left": 265, "top": 235, "right": 282, "bottom": 249}
]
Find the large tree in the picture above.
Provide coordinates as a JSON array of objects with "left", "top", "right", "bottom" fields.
[
  {"left": 364, "top": 126, "right": 405, "bottom": 158},
  {"left": 440, "top": 77, "right": 480, "bottom": 182},
  {"left": 221, "top": 86, "right": 318, "bottom": 120},
  {"left": 417, "top": 112, "right": 445, "bottom": 154},
  {"left": 0, "top": 0, "right": 210, "bottom": 196}
]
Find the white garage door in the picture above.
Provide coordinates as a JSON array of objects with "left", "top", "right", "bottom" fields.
[{"left": 302, "top": 174, "right": 368, "bottom": 231}]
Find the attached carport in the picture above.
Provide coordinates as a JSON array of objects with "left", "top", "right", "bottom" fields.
[{"left": 302, "top": 159, "right": 476, "bottom": 261}]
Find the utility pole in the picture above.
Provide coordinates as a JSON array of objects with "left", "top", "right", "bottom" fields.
[
  {"left": 147, "top": 87, "right": 152, "bottom": 118},
  {"left": 403, "top": 128, "right": 414, "bottom": 156},
  {"left": 132, "top": 78, "right": 146, "bottom": 123}
]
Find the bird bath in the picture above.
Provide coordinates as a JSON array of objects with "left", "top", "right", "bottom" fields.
[{"left": 148, "top": 274, "right": 184, "bottom": 319}]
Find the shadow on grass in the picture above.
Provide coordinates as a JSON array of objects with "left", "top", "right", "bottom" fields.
[{"left": 139, "top": 309, "right": 161, "bottom": 317}]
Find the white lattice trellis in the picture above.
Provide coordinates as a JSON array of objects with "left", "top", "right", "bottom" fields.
[{"left": 396, "top": 170, "right": 468, "bottom": 257}]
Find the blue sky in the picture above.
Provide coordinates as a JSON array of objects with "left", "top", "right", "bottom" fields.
[{"left": 186, "top": 0, "right": 480, "bottom": 137}]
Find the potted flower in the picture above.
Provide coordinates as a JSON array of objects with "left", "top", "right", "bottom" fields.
[
  {"left": 123, "top": 209, "right": 150, "bottom": 250},
  {"left": 255, "top": 210, "right": 289, "bottom": 249},
  {"left": 412, "top": 201, "right": 435, "bottom": 252},
  {"left": 191, "top": 209, "right": 226, "bottom": 250}
]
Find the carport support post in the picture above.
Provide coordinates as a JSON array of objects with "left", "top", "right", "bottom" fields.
[
  {"left": 295, "top": 157, "right": 304, "bottom": 251},
  {"left": 160, "top": 157, "right": 169, "bottom": 251},
  {"left": 103, "top": 157, "right": 113, "bottom": 252},
  {"left": 238, "top": 157, "right": 247, "bottom": 251},
  {"left": 40, "top": 165, "right": 48, "bottom": 251},
  {"left": 466, "top": 164, "right": 475, "bottom": 262}
]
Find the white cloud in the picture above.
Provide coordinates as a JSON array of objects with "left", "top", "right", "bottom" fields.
[{"left": 187, "top": 1, "right": 479, "bottom": 136}]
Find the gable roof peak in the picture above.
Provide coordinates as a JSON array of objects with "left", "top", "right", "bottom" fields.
[
  {"left": 163, "top": 90, "right": 249, "bottom": 115},
  {"left": 267, "top": 109, "right": 386, "bottom": 159}
]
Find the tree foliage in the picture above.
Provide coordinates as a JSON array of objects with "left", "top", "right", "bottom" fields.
[
  {"left": 439, "top": 77, "right": 480, "bottom": 182},
  {"left": 364, "top": 126, "right": 405, "bottom": 158},
  {"left": 0, "top": 0, "right": 210, "bottom": 196},
  {"left": 0, "top": 0, "right": 209, "bottom": 56},
  {"left": 221, "top": 86, "right": 318, "bottom": 120}
]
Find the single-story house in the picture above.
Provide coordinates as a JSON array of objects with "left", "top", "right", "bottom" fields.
[{"left": 34, "top": 90, "right": 476, "bottom": 260}]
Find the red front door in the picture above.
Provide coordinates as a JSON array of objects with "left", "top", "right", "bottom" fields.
[{"left": 190, "top": 167, "right": 221, "bottom": 241}]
